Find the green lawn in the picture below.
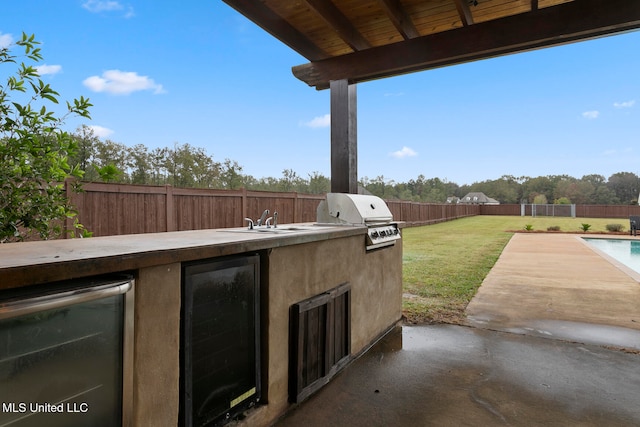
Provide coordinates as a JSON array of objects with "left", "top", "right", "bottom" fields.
[{"left": 401, "top": 215, "right": 628, "bottom": 324}]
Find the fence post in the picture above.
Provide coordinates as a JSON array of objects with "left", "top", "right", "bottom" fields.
[
  {"left": 166, "top": 185, "right": 176, "bottom": 232},
  {"left": 64, "top": 178, "right": 73, "bottom": 239},
  {"left": 241, "top": 188, "right": 248, "bottom": 226}
]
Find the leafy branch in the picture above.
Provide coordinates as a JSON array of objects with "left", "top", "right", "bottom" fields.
[{"left": 1, "top": 33, "right": 93, "bottom": 242}]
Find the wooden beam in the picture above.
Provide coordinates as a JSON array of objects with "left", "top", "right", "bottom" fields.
[
  {"left": 293, "top": 0, "right": 640, "bottom": 89},
  {"left": 330, "top": 80, "right": 358, "bottom": 194},
  {"left": 221, "top": 0, "right": 329, "bottom": 61},
  {"left": 377, "top": 0, "right": 420, "bottom": 39},
  {"left": 453, "top": 0, "right": 475, "bottom": 27},
  {"left": 304, "top": 0, "right": 371, "bottom": 51}
]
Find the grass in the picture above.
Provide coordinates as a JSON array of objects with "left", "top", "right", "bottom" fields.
[{"left": 401, "top": 215, "right": 626, "bottom": 324}]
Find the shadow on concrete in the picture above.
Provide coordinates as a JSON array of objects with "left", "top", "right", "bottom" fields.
[{"left": 275, "top": 325, "right": 640, "bottom": 426}]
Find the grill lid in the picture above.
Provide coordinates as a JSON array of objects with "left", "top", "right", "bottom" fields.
[{"left": 317, "top": 193, "right": 393, "bottom": 225}]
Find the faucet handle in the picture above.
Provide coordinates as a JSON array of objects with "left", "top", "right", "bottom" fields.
[{"left": 244, "top": 218, "right": 254, "bottom": 230}]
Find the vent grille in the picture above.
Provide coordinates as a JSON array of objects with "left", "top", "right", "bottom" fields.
[{"left": 289, "top": 283, "right": 351, "bottom": 403}]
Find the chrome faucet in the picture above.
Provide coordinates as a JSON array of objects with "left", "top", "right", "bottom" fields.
[
  {"left": 245, "top": 209, "right": 276, "bottom": 230},
  {"left": 257, "top": 209, "right": 269, "bottom": 227}
]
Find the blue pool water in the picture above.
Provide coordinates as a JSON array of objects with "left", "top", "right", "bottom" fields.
[{"left": 583, "top": 238, "right": 640, "bottom": 274}]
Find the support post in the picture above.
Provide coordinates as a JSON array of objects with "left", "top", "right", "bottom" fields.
[{"left": 330, "top": 80, "right": 357, "bottom": 194}]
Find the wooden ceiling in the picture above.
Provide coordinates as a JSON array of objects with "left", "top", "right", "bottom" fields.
[{"left": 223, "top": 0, "right": 640, "bottom": 89}]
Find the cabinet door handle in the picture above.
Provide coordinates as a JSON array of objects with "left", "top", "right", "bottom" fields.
[{"left": 0, "top": 280, "right": 133, "bottom": 320}]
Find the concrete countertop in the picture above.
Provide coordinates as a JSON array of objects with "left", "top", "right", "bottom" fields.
[{"left": 0, "top": 223, "right": 366, "bottom": 290}]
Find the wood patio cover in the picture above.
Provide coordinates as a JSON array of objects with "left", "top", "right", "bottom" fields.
[{"left": 222, "top": 0, "right": 640, "bottom": 90}]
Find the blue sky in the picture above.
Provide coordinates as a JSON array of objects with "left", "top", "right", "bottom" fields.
[{"left": 2, "top": 1, "right": 639, "bottom": 185}]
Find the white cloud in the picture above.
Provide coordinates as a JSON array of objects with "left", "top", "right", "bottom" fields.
[
  {"left": 390, "top": 146, "right": 417, "bottom": 159},
  {"left": 36, "top": 64, "right": 62, "bottom": 75},
  {"left": 0, "top": 33, "right": 13, "bottom": 49},
  {"left": 302, "top": 114, "right": 330, "bottom": 129},
  {"left": 88, "top": 125, "right": 114, "bottom": 138},
  {"left": 582, "top": 110, "right": 599, "bottom": 120},
  {"left": 613, "top": 100, "right": 636, "bottom": 108},
  {"left": 82, "top": 0, "right": 134, "bottom": 18},
  {"left": 83, "top": 70, "right": 165, "bottom": 95},
  {"left": 603, "top": 147, "right": 633, "bottom": 156},
  {"left": 82, "top": 0, "right": 122, "bottom": 12}
]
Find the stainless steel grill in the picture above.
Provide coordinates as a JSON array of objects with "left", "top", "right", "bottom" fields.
[{"left": 317, "top": 193, "right": 400, "bottom": 250}]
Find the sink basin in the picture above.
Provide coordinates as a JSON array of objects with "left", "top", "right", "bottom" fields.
[
  {"left": 274, "top": 225, "right": 318, "bottom": 231},
  {"left": 225, "top": 228, "right": 295, "bottom": 234},
  {"left": 220, "top": 225, "right": 319, "bottom": 234}
]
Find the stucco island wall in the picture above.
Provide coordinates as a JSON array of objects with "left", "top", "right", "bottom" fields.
[{"left": 242, "top": 234, "right": 403, "bottom": 427}]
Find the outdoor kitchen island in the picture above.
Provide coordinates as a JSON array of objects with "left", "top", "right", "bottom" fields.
[{"left": 0, "top": 217, "right": 403, "bottom": 427}]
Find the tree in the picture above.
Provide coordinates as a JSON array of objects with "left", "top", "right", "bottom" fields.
[
  {"left": 167, "top": 143, "right": 220, "bottom": 188},
  {"left": 92, "top": 138, "right": 129, "bottom": 181},
  {"left": 554, "top": 179, "right": 593, "bottom": 205},
  {"left": 127, "top": 144, "right": 151, "bottom": 184},
  {"left": 70, "top": 124, "right": 99, "bottom": 181},
  {"left": 592, "top": 185, "right": 618, "bottom": 205},
  {"left": 1, "top": 33, "right": 92, "bottom": 242},
  {"left": 279, "top": 169, "right": 303, "bottom": 192},
  {"left": 468, "top": 176, "right": 520, "bottom": 204},
  {"left": 219, "top": 159, "right": 245, "bottom": 190},
  {"left": 149, "top": 147, "right": 169, "bottom": 185},
  {"left": 607, "top": 172, "right": 639, "bottom": 205},
  {"left": 532, "top": 194, "right": 548, "bottom": 204},
  {"left": 364, "top": 175, "right": 394, "bottom": 198},
  {"left": 96, "top": 164, "right": 122, "bottom": 182},
  {"left": 522, "top": 176, "right": 555, "bottom": 203},
  {"left": 307, "top": 171, "right": 330, "bottom": 194},
  {"left": 581, "top": 174, "right": 606, "bottom": 188}
]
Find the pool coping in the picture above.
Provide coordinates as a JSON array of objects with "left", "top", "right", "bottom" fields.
[{"left": 578, "top": 235, "right": 640, "bottom": 283}]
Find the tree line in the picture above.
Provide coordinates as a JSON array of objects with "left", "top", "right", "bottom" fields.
[
  {"left": 70, "top": 125, "right": 332, "bottom": 194},
  {"left": 71, "top": 125, "right": 639, "bottom": 205}
]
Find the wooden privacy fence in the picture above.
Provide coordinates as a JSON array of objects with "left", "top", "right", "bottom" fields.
[
  {"left": 385, "top": 200, "right": 479, "bottom": 226},
  {"left": 66, "top": 182, "right": 640, "bottom": 238},
  {"left": 66, "top": 182, "right": 479, "bottom": 237},
  {"left": 575, "top": 204, "right": 640, "bottom": 218},
  {"left": 68, "top": 182, "right": 324, "bottom": 237},
  {"left": 479, "top": 204, "right": 640, "bottom": 218}
]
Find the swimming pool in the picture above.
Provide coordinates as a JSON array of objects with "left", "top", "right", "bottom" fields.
[{"left": 583, "top": 238, "right": 640, "bottom": 275}]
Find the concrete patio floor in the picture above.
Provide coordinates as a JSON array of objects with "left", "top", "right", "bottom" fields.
[{"left": 274, "top": 233, "right": 640, "bottom": 426}]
